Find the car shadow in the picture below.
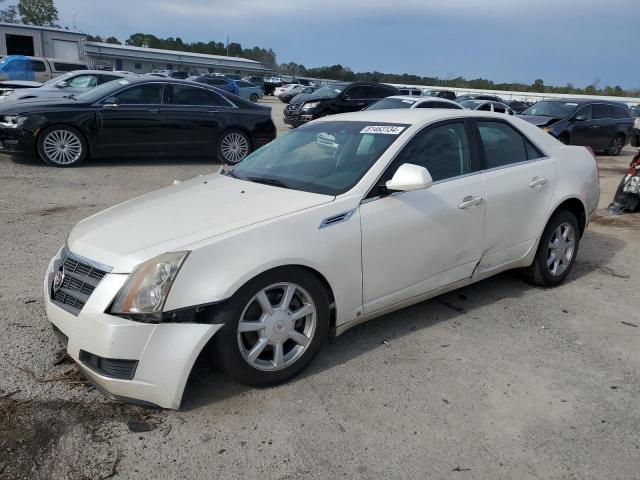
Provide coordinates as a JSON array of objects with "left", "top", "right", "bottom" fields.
[
  {"left": 6, "top": 153, "right": 218, "bottom": 168},
  {"left": 181, "top": 228, "right": 625, "bottom": 411}
]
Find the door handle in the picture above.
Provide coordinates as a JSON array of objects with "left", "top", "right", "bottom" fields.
[
  {"left": 458, "top": 196, "right": 483, "bottom": 209},
  {"left": 207, "top": 111, "right": 218, "bottom": 115},
  {"left": 147, "top": 108, "right": 159, "bottom": 114},
  {"left": 529, "top": 177, "right": 548, "bottom": 188},
  {"left": 589, "top": 125, "right": 600, "bottom": 129}
]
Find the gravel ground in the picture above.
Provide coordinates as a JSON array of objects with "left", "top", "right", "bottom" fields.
[{"left": 1, "top": 97, "right": 639, "bottom": 479}]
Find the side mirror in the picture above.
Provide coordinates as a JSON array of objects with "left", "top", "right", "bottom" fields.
[
  {"left": 573, "top": 115, "right": 587, "bottom": 122},
  {"left": 385, "top": 163, "right": 433, "bottom": 192},
  {"left": 102, "top": 97, "right": 120, "bottom": 108},
  {"left": 55, "top": 81, "right": 68, "bottom": 88}
]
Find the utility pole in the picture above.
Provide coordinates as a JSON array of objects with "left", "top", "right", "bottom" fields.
[
  {"left": 72, "top": 11, "right": 76, "bottom": 30},
  {"left": 226, "top": 35, "right": 229, "bottom": 57}
]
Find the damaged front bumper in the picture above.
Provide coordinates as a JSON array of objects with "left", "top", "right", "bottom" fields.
[{"left": 43, "top": 248, "right": 223, "bottom": 409}]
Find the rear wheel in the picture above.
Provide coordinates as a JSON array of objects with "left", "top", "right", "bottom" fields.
[
  {"left": 249, "top": 93, "right": 258, "bottom": 103},
  {"left": 607, "top": 134, "right": 624, "bottom": 156},
  {"left": 522, "top": 210, "right": 580, "bottom": 287},
  {"left": 212, "top": 267, "right": 330, "bottom": 387},
  {"left": 37, "top": 126, "right": 87, "bottom": 167},
  {"left": 216, "top": 129, "right": 251, "bottom": 164}
]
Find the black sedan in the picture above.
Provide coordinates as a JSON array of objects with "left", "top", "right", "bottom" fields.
[{"left": 0, "top": 77, "right": 276, "bottom": 166}]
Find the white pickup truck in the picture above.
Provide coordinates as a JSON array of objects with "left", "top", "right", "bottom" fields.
[{"left": 0, "top": 56, "right": 88, "bottom": 92}]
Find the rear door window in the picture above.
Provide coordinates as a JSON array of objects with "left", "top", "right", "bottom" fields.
[
  {"left": 477, "top": 121, "right": 543, "bottom": 169},
  {"left": 114, "top": 84, "right": 163, "bottom": 105},
  {"left": 592, "top": 104, "right": 612, "bottom": 119},
  {"left": 612, "top": 106, "right": 630, "bottom": 119},
  {"left": 169, "top": 85, "right": 228, "bottom": 106}
]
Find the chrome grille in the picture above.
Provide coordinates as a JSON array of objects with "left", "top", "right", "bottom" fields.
[{"left": 51, "top": 251, "right": 111, "bottom": 315}]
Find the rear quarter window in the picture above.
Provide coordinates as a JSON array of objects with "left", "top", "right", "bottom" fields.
[{"left": 612, "top": 106, "right": 630, "bottom": 119}]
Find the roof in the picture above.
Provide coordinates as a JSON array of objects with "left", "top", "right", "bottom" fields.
[
  {"left": 313, "top": 108, "right": 519, "bottom": 126},
  {"left": 86, "top": 42, "right": 261, "bottom": 65},
  {"left": 387, "top": 95, "right": 460, "bottom": 106},
  {"left": 0, "top": 21, "right": 85, "bottom": 35}
]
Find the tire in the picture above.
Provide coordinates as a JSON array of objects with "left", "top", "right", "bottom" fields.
[
  {"left": 522, "top": 210, "right": 580, "bottom": 287},
  {"left": 606, "top": 134, "right": 624, "bottom": 156},
  {"left": 211, "top": 267, "right": 330, "bottom": 387},
  {"left": 37, "top": 125, "right": 88, "bottom": 167},
  {"left": 557, "top": 133, "right": 569, "bottom": 145},
  {"left": 216, "top": 129, "right": 251, "bottom": 165},
  {"left": 249, "top": 93, "right": 258, "bottom": 103}
]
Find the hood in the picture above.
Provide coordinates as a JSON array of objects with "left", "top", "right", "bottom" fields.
[
  {"left": 290, "top": 92, "right": 335, "bottom": 105},
  {"left": 0, "top": 96, "right": 83, "bottom": 114},
  {"left": 517, "top": 115, "right": 563, "bottom": 127},
  {"left": 67, "top": 173, "right": 334, "bottom": 272},
  {"left": 0, "top": 80, "right": 42, "bottom": 89}
]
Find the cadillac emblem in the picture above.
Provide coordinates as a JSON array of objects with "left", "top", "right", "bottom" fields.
[{"left": 52, "top": 266, "right": 65, "bottom": 292}]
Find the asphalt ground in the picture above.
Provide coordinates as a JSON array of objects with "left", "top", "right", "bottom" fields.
[{"left": 0, "top": 96, "right": 638, "bottom": 479}]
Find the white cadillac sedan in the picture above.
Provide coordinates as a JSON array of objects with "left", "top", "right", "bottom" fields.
[{"left": 44, "top": 110, "right": 599, "bottom": 409}]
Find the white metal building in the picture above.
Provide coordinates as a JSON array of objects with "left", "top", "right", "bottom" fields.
[
  {"left": 0, "top": 21, "right": 87, "bottom": 61},
  {"left": 84, "top": 42, "right": 270, "bottom": 75},
  {"left": 0, "top": 22, "right": 270, "bottom": 76}
]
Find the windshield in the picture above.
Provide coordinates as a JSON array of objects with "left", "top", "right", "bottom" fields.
[
  {"left": 231, "top": 121, "right": 407, "bottom": 196},
  {"left": 305, "top": 84, "right": 348, "bottom": 99},
  {"left": 43, "top": 73, "right": 73, "bottom": 85},
  {"left": 366, "top": 98, "right": 415, "bottom": 110},
  {"left": 521, "top": 101, "right": 580, "bottom": 118},
  {"left": 460, "top": 100, "right": 484, "bottom": 109},
  {"left": 75, "top": 79, "right": 134, "bottom": 103}
]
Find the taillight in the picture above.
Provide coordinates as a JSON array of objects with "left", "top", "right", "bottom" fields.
[{"left": 634, "top": 118, "right": 640, "bottom": 129}]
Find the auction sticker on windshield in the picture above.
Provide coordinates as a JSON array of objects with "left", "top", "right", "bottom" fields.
[{"left": 360, "top": 126, "right": 406, "bottom": 135}]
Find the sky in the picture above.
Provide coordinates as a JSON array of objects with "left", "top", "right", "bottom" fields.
[{"left": 44, "top": 0, "right": 638, "bottom": 89}]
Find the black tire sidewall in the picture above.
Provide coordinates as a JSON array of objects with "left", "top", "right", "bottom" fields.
[
  {"left": 37, "top": 125, "right": 88, "bottom": 167},
  {"left": 250, "top": 93, "right": 258, "bottom": 102},
  {"left": 532, "top": 210, "right": 580, "bottom": 287},
  {"left": 212, "top": 267, "right": 330, "bottom": 387},
  {"left": 609, "top": 135, "right": 624, "bottom": 156},
  {"left": 216, "top": 129, "right": 251, "bottom": 165}
]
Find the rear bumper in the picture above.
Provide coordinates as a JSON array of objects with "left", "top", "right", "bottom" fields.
[{"left": 44, "top": 248, "right": 222, "bottom": 409}]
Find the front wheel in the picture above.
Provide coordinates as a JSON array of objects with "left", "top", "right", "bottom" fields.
[
  {"left": 522, "top": 210, "right": 580, "bottom": 287},
  {"left": 216, "top": 129, "right": 251, "bottom": 164},
  {"left": 249, "top": 93, "right": 258, "bottom": 102},
  {"left": 37, "top": 126, "right": 88, "bottom": 167},
  {"left": 212, "top": 268, "right": 330, "bottom": 387}
]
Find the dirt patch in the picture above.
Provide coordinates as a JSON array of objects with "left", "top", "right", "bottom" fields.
[
  {"left": 591, "top": 211, "right": 640, "bottom": 229},
  {"left": 0, "top": 398, "right": 162, "bottom": 480},
  {"left": 31, "top": 206, "right": 79, "bottom": 217}
]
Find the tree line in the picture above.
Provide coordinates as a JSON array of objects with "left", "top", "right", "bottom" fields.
[{"left": 1, "top": 0, "right": 636, "bottom": 98}]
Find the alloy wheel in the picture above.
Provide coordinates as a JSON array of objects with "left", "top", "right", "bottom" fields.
[
  {"left": 237, "top": 282, "right": 317, "bottom": 371},
  {"left": 546, "top": 222, "right": 576, "bottom": 276},
  {"left": 43, "top": 129, "right": 83, "bottom": 165},
  {"left": 220, "top": 132, "right": 249, "bottom": 164}
]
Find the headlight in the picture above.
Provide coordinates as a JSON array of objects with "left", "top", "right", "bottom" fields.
[
  {"left": 0, "top": 89, "right": 14, "bottom": 96},
  {"left": 111, "top": 251, "right": 189, "bottom": 320},
  {"left": 542, "top": 126, "right": 553, "bottom": 133},
  {"left": 0, "top": 115, "right": 27, "bottom": 128},
  {"left": 302, "top": 102, "right": 320, "bottom": 110}
]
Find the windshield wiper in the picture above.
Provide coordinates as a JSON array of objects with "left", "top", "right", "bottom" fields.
[{"left": 245, "top": 175, "right": 292, "bottom": 189}]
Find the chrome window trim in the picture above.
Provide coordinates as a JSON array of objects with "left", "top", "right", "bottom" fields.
[{"left": 359, "top": 116, "right": 551, "bottom": 204}]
